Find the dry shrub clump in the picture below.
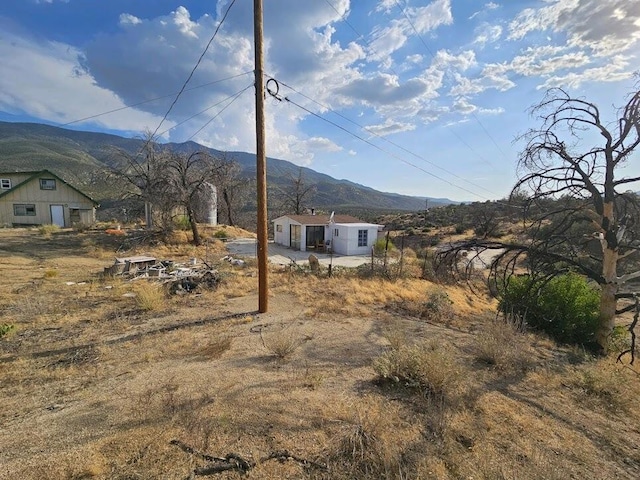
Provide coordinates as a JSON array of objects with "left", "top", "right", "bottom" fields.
[
  {"left": 192, "top": 335, "right": 233, "bottom": 360},
  {"left": 421, "top": 288, "right": 455, "bottom": 323},
  {"left": 374, "top": 341, "right": 465, "bottom": 402},
  {"left": 326, "top": 396, "right": 421, "bottom": 479},
  {"left": 474, "top": 317, "right": 533, "bottom": 372},
  {"left": 38, "top": 224, "right": 61, "bottom": 237},
  {"left": 262, "top": 328, "right": 302, "bottom": 360},
  {"left": 134, "top": 282, "right": 167, "bottom": 311}
]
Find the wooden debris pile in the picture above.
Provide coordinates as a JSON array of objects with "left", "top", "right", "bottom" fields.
[{"left": 103, "top": 255, "right": 222, "bottom": 294}]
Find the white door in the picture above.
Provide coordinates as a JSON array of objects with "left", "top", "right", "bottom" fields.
[{"left": 50, "top": 205, "right": 65, "bottom": 227}]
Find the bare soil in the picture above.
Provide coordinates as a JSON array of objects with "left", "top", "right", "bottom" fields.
[{"left": 1, "top": 227, "right": 639, "bottom": 479}]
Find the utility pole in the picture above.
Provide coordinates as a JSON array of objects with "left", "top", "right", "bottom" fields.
[{"left": 254, "top": 0, "right": 268, "bottom": 312}]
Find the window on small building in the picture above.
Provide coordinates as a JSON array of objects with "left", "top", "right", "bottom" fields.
[
  {"left": 1, "top": 178, "right": 11, "bottom": 189},
  {"left": 276, "top": 224, "right": 282, "bottom": 232},
  {"left": 14, "top": 204, "right": 36, "bottom": 216},
  {"left": 334, "top": 228, "right": 339, "bottom": 237},
  {"left": 40, "top": 178, "right": 56, "bottom": 190},
  {"left": 357, "top": 229, "right": 368, "bottom": 247}
]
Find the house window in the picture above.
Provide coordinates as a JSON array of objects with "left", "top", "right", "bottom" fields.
[
  {"left": 1, "top": 179, "right": 11, "bottom": 189},
  {"left": 276, "top": 224, "right": 282, "bottom": 232},
  {"left": 334, "top": 228, "right": 339, "bottom": 237},
  {"left": 357, "top": 229, "right": 368, "bottom": 247},
  {"left": 14, "top": 204, "right": 36, "bottom": 216},
  {"left": 40, "top": 178, "right": 56, "bottom": 190}
]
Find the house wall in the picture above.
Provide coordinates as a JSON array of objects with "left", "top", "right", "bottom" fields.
[
  {"left": 274, "top": 216, "right": 329, "bottom": 252},
  {"left": 274, "top": 217, "right": 296, "bottom": 247},
  {"left": 0, "top": 173, "right": 32, "bottom": 190},
  {"left": 0, "top": 174, "right": 95, "bottom": 227},
  {"left": 327, "top": 224, "right": 349, "bottom": 255},
  {"left": 341, "top": 225, "right": 379, "bottom": 256}
]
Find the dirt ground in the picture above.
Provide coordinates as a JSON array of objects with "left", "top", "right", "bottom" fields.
[{"left": 1, "top": 227, "right": 640, "bottom": 479}]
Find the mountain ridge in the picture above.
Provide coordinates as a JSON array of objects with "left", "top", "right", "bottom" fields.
[{"left": 0, "top": 121, "right": 457, "bottom": 212}]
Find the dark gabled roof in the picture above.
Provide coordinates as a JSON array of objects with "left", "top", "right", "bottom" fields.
[
  {"left": 0, "top": 169, "right": 98, "bottom": 205},
  {"left": 280, "top": 214, "right": 363, "bottom": 224}
]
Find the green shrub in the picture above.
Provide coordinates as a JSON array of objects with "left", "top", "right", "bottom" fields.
[
  {"left": 373, "top": 237, "right": 395, "bottom": 255},
  {"left": 213, "top": 229, "right": 228, "bottom": 240},
  {"left": 174, "top": 215, "right": 191, "bottom": 231},
  {"left": 0, "top": 323, "right": 15, "bottom": 339},
  {"left": 499, "top": 273, "right": 600, "bottom": 347}
]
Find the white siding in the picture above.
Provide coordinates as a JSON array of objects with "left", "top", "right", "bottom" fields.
[
  {"left": 333, "top": 223, "right": 380, "bottom": 255},
  {"left": 274, "top": 216, "right": 301, "bottom": 248}
]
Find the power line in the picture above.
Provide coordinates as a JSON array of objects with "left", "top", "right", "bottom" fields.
[
  {"left": 393, "top": 0, "right": 508, "bottom": 164},
  {"left": 157, "top": 83, "right": 254, "bottom": 138},
  {"left": 273, "top": 76, "right": 499, "bottom": 198},
  {"left": 327, "top": 0, "right": 497, "bottom": 171},
  {"left": 58, "top": 71, "right": 252, "bottom": 127},
  {"left": 186, "top": 84, "right": 253, "bottom": 141},
  {"left": 148, "top": 0, "right": 238, "bottom": 142},
  {"left": 276, "top": 91, "right": 490, "bottom": 201}
]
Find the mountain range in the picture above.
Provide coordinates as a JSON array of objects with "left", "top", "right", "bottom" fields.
[{"left": 0, "top": 121, "right": 456, "bottom": 214}]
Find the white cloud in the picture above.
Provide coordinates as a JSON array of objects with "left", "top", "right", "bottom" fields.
[
  {"left": 431, "top": 49, "right": 477, "bottom": 71},
  {"left": 368, "top": 0, "right": 453, "bottom": 60},
  {"left": 365, "top": 119, "right": 416, "bottom": 136},
  {"left": 338, "top": 73, "right": 437, "bottom": 106},
  {"left": 538, "top": 55, "right": 632, "bottom": 89},
  {"left": 508, "top": 0, "right": 640, "bottom": 57},
  {"left": 469, "top": 1, "right": 500, "bottom": 20},
  {"left": 474, "top": 24, "right": 502, "bottom": 46},
  {"left": 119, "top": 13, "right": 142, "bottom": 26},
  {"left": 452, "top": 97, "right": 476, "bottom": 114},
  {"left": 0, "top": 28, "right": 165, "bottom": 132}
]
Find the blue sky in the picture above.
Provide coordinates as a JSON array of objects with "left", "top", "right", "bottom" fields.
[{"left": 1, "top": 1, "right": 639, "bottom": 201}]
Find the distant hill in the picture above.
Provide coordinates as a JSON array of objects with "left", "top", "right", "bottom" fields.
[{"left": 0, "top": 121, "right": 457, "bottom": 214}]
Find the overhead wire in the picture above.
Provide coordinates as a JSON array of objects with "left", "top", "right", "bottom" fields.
[
  {"left": 186, "top": 83, "right": 253, "bottom": 141},
  {"left": 272, "top": 76, "right": 499, "bottom": 198},
  {"left": 157, "top": 83, "right": 254, "bottom": 138},
  {"left": 393, "top": 0, "right": 508, "bottom": 164},
  {"left": 58, "top": 71, "right": 252, "bottom": 128},
  {"left": 147, "top": 0, "right": 239, "bottom": 141},
  {"left": 325, "top": 0, "right": 497, "bottom": 171},
  {"left": 272, "top": 87, "right": 490, "bottom": 201}
]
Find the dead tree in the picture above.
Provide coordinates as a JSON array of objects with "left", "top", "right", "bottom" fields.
[
  {"left": 277, "top": 167, "right": 316, "bottom": 215},
  {"left": 439, "top": 85, "right": 640, "bottom": 353},
  {"left": 165, "top": 150, "right": 224, "bottom": 246}
]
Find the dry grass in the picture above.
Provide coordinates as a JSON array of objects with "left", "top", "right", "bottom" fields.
[
  {"left": 262, "top": 327, "right": 303, "bottom": 360},
  {"left": 474, "top": 316, "right": 533, "bottom": 372},
  {"left": 133, "top": 282, "right": 167, "bottom": 311},
  {"left": 374, "top": 340, "right": 466, "bottom": 402},
  {"left": 1, "top": 228, "right": 640, "bottom": 480}
]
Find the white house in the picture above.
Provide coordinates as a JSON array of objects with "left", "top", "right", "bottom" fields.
[{"left": 273, "top": 213, "right": 383, "bottom": 255}]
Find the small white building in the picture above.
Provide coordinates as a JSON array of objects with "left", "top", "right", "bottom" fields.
[{"left": 273, "top": 214, "right": 383, "bottom": 255}]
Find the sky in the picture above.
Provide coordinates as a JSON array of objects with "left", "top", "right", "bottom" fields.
[{"left": 0, "top": 0, "right": 639, "bottom": 202}]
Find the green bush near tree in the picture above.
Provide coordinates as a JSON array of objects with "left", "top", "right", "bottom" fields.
[{"left": 498, "top": 273, "right": 600, "bottom": 347}]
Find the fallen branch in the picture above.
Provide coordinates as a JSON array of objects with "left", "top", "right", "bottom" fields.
[{"left": 171, "top": 440, "right": 327, "bottom": 477}]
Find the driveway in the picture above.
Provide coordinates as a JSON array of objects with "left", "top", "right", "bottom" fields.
[{"left": 225, "top": 238, "right": 371, "bottom": 268}]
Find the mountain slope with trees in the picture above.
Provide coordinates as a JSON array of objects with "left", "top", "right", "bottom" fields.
[{"left": 0, "top": 121, "right": 454, "bottom": 215}]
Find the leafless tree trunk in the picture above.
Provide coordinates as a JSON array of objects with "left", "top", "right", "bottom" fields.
[
  {"left": 277, "top": 167, "right": 316, "bottom": 214},
  {"left": 439, "top": 85, "right": 640, "bottom": 353}
]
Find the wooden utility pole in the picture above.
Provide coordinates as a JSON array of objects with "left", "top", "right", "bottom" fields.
[{"left": 254, "top": 0, "right": 268, "bottom": 312}]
